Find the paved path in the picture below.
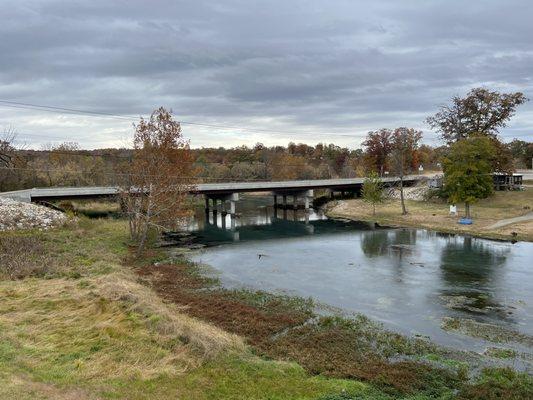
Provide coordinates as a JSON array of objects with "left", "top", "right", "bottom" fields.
[{"left": 487, "top": 212, "right": 533, "bottom": 230}]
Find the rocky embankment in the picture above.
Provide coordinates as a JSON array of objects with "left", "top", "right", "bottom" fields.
[
  {"left": 0, "top": 197, "right": 67, "bottom": 231},
  {"left": 387, "top": 182, "right": 431, "bottom": 201}
]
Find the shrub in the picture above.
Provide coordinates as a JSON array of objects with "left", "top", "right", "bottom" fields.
[{"left": 0, "top": 235, "right": 53, "bottom": 279}]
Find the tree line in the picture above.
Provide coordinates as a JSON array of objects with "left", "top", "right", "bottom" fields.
[
  {"left": 1, "top": 87, "right": 532, "bottom": 252},
  {"left": 1, "top": 92, "right": 531, "bottom": 193}
]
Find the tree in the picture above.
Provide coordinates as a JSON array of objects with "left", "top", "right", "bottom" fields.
[
  {"left": 0, "top": 126, "right": 16, "bottom": 169},
  {"left": 362, "top": 129, "right": 392, "bottom": 176},
  {"left": 442, "top": 135, "right": 496, "bottom": 218},
  {"left": 508, "top": 139, "right": 533, "bottom": 169},
  {"left": 427, "top": 88, "right": 527, "bottom": 144},
  {"left": 488, "top": 137, "right": 514, "bottom": 174},
  {"left": 362, "top": 172, "right": 384, "bottom": 215},
  {"left": 390, "top": 128, "right": 423, "bottom": 215},
  {"left": 122, "top": 107, "right": 196, "bottom": 255},
  {"left": 269, "top": 154, "right": 307, "bottom": 180}
]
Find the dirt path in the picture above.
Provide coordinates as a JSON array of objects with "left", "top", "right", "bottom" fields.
[{"left": 487, "top": 212, "right": 533, "bottom": 230}]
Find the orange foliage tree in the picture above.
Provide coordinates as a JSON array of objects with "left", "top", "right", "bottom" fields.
[{"left": 122, "top": 107, "right": 196, "bottom": 255}]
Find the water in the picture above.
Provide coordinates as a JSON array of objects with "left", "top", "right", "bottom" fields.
[{"left": 186, "top": 195, "right": 533, "bottom": 354}]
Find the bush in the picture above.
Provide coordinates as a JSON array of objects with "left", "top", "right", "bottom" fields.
[{"left": 0, "top": 235, "right": 53, "bottom": 279}]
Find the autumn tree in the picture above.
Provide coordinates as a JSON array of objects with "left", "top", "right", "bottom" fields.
[
  {"left": 269, "top": 154, "right": 307, "bottom": 180},
  {"left": 488, "top": 137, "right": 514, "bottom": 174},
  {"left": 442, "top": 135, "right": 495, "bottom": 218},
  {"left": 123, "top": 107, "right": 196, "bottom": 255},
  {"left": 390, "top": 128, "right": 423, "bottom": 215},
  {"left": 362, "top": 129, "right": 392, "bottom": 176},
  {"left": 427, "top": 88, "right": 527, "bottom": 144},
  {"left": 508, "top": 139, "right": 533, "bottom": 169},
  {"left": 362, "top": 172, "right": 384, "bottom": 215}
]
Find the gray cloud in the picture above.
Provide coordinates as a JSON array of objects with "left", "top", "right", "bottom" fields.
[{"left": 0, "top": 0, "right": 532, "bottom": 149}]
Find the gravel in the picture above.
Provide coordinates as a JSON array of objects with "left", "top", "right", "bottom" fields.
[
  {"left": 0, "top": 197, "right": 67, "bottom": 231},
  {"left": 387, "top": 183, "right": 431, "bottom": 201}
]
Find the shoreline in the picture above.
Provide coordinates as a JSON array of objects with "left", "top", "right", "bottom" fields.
[
  {"left": 324, "top": 196, "right": 533, "bottom": 243},
  {"left": 327, "top": 208, "right": 525, "bottom": 243}
]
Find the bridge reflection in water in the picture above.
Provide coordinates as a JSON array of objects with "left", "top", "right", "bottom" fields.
[{"left": 186, "top": 195, "right": 379, "bottom": 244}]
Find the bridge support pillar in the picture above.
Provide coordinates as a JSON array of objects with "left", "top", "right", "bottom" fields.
[
  {"left": 273, "top": 190, "right": 313, "bottom": 211},
  {"left": 205, "top": 193, "right": 239, "bottom": 216}
]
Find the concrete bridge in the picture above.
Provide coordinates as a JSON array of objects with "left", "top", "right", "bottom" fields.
[{"left": 0, "top": 176, "right": 423, "bottom": 215}]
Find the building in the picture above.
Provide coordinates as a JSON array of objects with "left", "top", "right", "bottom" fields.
[{"left": 492, "top": 173, "right": 523, "bottom": 191}]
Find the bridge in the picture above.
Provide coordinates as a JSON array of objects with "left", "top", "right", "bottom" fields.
[{"left": 0, "top": 175, "right": 423, "bottom": 215}]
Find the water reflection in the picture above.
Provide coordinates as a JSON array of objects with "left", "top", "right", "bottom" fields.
[
  {"left": 361, "top": 230, "right": 391, "bottom": 258},
  {"left": 440, "top": 236, "right": 508, "bottom": 286},
  {"left": 186, "top": 195, "right": 533, "bottom": 353},
  {"left": 187, "top": 194, "right": 379, "bottom": 244},
  {"left": 439, "top": 235, "right": 512, "bottom": 320},
  {"left": 360, "top": 228, "right": 418, "bottom": 258}
]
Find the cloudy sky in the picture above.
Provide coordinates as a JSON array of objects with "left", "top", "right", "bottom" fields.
[{"left": 1, "top": 0, "right": 532, "bottom": 149}]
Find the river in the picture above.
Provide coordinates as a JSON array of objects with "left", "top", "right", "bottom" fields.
[{"left": 186, "top": 194, "right": 533, "bottom": 358}]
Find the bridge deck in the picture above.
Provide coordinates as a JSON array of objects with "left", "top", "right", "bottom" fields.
[{"left": 0, "top": 176, "right": 422, "bottom": 202}]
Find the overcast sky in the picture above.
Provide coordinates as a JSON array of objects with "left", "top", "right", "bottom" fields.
[{"left": 1, "top": 0, "right": 532, "bottom": 149}]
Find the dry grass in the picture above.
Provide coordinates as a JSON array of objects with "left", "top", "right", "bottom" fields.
[
  {"left": 329, "top": 189, "right": 533, "bottom": 241},
  {"left": 0, "top": 235, "right": 54, "bottom": 279},
  {"left": 0, "top": 219, "right": 246, "bottom": 398},
  {"left": 69, "top": 200, "right": 121, "bottom": 213},
  {"left": 0, "top": 219, "right": 367, "bottom": 400},
  {"left": 0, "top": 275, "right": 244, "bottom": 387}
]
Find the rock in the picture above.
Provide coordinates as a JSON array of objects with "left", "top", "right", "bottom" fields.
[
  {"left": 0, "top": 197, "right": 67, "bottom": 231},
  {"left": 387, "top": 182, "right": 432, "bottom": 201}
]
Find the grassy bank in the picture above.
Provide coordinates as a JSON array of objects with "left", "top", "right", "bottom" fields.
[
  {"left": 0, "top": 219, "right": 366, "bottom": 399},
  {"left": 1, "top": 217, "right": 531, "bottom": 399},
  {"left": 327, "top": 190, "right": 533, "bottom": 241}
]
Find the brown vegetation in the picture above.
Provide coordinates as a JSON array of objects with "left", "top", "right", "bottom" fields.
[
  {"left": 137, "top": 261, "right": 464, "bottom": 397},
  {"left": 122, "top": 107, "right": 196, "bottom": 254},
  {"left": 0, "top": 235, "right": 54, "bottom": 279}
]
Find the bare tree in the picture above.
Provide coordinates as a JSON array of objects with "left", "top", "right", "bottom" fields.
[
  {"left": 0, "top": 126, "right": 23, "bottom": 191},
  {"left": 122, "top": 107, "right": 196, "bottom": 255},
  {"left": 0, "top": 126, "right": 17, "bottom": 168},
  {"left": 390, "top": 127, "right": 422, "bottom": 215}
]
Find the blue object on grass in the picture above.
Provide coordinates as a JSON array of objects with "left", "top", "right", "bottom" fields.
[{"left": 458, "top": 218, "right": 473, "bottom": 225}]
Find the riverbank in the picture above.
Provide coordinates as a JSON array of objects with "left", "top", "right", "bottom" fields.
[
  {"left": 0, "top": 219, "right": 364, "bottom": 399},
  {"left": 142, "top": 245, "right": 533, "bottom": 399},
  {"left": 327, "top": 190, "right": 533, "bottom": 242},
  {"left": 1, "top": 218, "right": 532, "bottom": 399}
]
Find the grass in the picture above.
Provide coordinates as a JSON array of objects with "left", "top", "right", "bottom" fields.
[
  {"left": 1, "top": 216, "right": 532, "bottom": 399},
  {"left": 328, "top": 189, "right": 533, "bottom": 241},
  {"left": 138, "top": 259, "right": 533, "bottom": 399},
  {"left": 60, "top": 200, "right": 123, "bottom": 219},
  {"left": 0, "top": 218, "right": 374, "bottom": 399},
  {"left": 441, "top": 317, "right": 533, "bottom": 346},
  {"left": 457, "top": 368, "right": 533, "bottom": 400}
]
